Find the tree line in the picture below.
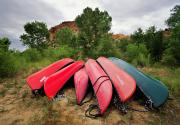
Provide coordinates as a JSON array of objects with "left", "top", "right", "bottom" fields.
[{"left": 0, "top": 5, "right": 180, "bottom": 78}]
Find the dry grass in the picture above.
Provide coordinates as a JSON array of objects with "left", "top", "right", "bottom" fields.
[{"left": 0, "top": 62, "right": 180, "bottom": 125}]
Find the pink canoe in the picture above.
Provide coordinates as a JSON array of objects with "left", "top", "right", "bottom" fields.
[
  {"left": 97, "top": 57, "right": 136, "bottom": 102},
  {"left": 74, "top": 68, "right": 89, "bottom": 105},
  {"left": 85, "top": 59, "right": 112, "bottom": 114},
  {"left": 26, "top": 58, "right": 74, "bottom": 91},
  {"left": 44, "top": 61, "right": 84, "bottom": 99}
]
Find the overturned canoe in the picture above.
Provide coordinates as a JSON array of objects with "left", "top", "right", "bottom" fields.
[
  {"left": 109, "top": 57, "right": 169, "bottom": 108},
  {"left": 26, "top": 58, "right": 74, "bottom": 92},
  {"left": 74, "top": 68, "right": 89, "bottom": 105},
  {"left": 44, "top": 61, "right": 84, "bottom": 99},
  {"left": 97, "top": 57, "right": 136, "bottom": 102},
  {"left": 85, "top": 59, "right": 112, "bottom": 114}
]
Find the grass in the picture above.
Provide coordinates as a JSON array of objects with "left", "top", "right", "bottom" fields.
[{"left": 140, "top": 66, "right": 180, "bottom": 98}]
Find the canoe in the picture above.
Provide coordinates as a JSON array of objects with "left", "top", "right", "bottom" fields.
[
  {"left": 26, "top": 58, "right": 74, "bottom": 91},
  {"left": 109, "top": 57, "right": 169, "bottom": 108},
  {"left": 97, "top": 57, "right": 136, "bottom": 102},
  {"left": 85, "top": 59, "right": 112, "bottom": 114},
  {"left": 44, "top": 61, "right": 84, "bottom": 99},
  {"left": 74, "top": 68, "right": 89, "bottom": 105}
]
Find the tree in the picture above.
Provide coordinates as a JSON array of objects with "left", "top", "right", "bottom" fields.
[
  {"left": 166, "top": 5, "right": 180, "bottom": 28},
  {"left": 55, "top": 27, "right": 77, "bottom": 48},
  {"left": 94, "top": 34, "right": 120, "bottom": 58},
  {"left": 131, "top": 28, "right": 145, "bottom": 44},
  {"left": 20, "top": 21, "right": 49, "bottom": 49},
  {"left": 168, "top": 23, "right": 180, "bottom": 65},
  {"left": 75, "top": 7, "right": 112, "bottom": 52},
  {"left": 0, "top": 37, "right": 11, "bottom": 51}
]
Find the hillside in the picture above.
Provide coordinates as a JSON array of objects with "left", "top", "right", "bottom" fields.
[{"left": 49, "top": 21, "right": 129, "bottom": 41}]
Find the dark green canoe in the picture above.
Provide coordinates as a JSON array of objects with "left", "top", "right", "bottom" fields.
[{"left": 109, "top": 57, "right": 168, "bottom": 108}]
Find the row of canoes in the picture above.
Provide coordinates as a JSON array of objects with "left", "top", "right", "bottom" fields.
[{"left": 26, "top": 57, "right": 169, "bottom": 116}]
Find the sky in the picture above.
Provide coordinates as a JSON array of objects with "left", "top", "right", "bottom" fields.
[{"left": 0, "top": 0, "right": 179, "bottom": 51}]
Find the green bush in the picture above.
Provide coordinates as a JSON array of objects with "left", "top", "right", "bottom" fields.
[
  {"left": 55, "top": 27, "right": 78, "bottom": 48},
  {"left": 126, "top": 43, "right": 150, "bottom": 66},
  {"left": 161, "top": 48, "right": 177, "bottom": 66},
  {"left": 0, "top": 50, "right": 20, "bottom": 77},
  {"left": 23, "top": 48, "right": 42, "bottom": 62},
  {"left": 42, "top": 45, "right": 79, "bottom": 61}
]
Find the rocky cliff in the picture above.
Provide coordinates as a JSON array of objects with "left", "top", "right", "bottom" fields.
[{"left": 49, "top": 21, "right": 128, "bottom": 41}]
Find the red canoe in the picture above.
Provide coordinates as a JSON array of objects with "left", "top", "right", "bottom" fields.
[
  {"left": 26, "top": 58, "right": 74, "bottom": 91},
  {"left": 74, "top": 68, "right": 89, "bottom": 105},
  {"left": 44, "top": 61, "right": 84, "bottom": 99},
  {"left": 85, "top": 59, "right": 112, "bottom": 114},
  {"left": 97, "top": 57, "right": 136, "bottom": 102}
]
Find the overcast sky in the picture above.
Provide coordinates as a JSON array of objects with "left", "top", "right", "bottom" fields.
[{"left": 0, "top": 0, "right": 179, "bottom": 50}]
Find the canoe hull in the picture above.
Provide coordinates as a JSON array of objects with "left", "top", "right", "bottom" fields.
[
  {"left": 74, "top": 68, "right": 89, "bottom": 105},
  {"left": 44, "top": 61, "right": 84, "bottom": 99},
  {"left": 109, "top": 57, "right": 169, "bottom": 108},
  {"left": 97, "top": 57, "right": 136, "bottom": 102},
  {"left": 26, "top": 58, "right": 74, "bottom": 91},
  {"left": 85, "top": 59, "right": 112, "bottom": 114}
]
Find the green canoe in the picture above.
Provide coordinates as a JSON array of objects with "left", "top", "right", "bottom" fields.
[{"left": 109, "top": 57, "right": 169, "bottom": 108}]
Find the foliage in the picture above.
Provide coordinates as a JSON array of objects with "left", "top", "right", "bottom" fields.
[
  {"left": 75, "top": 7, "right": 112, "bottom": 53},
  {"left": 166, "top": 5, "right": 180, "bottom": 28},
  {"left": 55, "top": 27, "right": 78, "bottom": 48},
  {"left": 131, "top": 26, "right": 165, "bottom": 61},
  {"left": 115, "top": 38, "right": 132, "bottom": 52},
  {"left": 22, "top": 48, "right": 42, "bottom": 62},
  {"left": 131, "top": 28, "right": 145, "bottom": 44},
  {"left": 92, "top": 34, "right": 120, "bottom": 58},
  {"left": 126, "top": 43, "right": 150, "bottom": 66},
  {"left": 0, "top": 37, "right": 11, "bottom": 51},
  {"left": 20, "top": 21, "right": 49, "bottom": 49},
  {"left": 0, "top": 50, "right": 20, "bottom": 77},
  {"left": 161, "top": 48, "right": 176, "bottom": 66},
  {"left": 166, "top": 23, "right": 180, "bottom": 65}
]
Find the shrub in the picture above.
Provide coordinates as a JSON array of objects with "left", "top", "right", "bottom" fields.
[
  {"left": 91, "top": 35, "right": 121, "bottom": 58},
  {"left": 126, "top": 43, "right": 150, "bottom": 66},
  {"left": 161, "top": 48, "right": 177, "bottom": 66},
  {"left": 0, "top": 50, "right": 20, "bottom": 77},
  {"left": 42, "top": 45, "right": 79, "bottom": 61},
  {"left": 23, "top": 48, "right": 42, "bottom": 62},
  {"left": 55, "top": 27, "right": 78, "bottom": 48}
]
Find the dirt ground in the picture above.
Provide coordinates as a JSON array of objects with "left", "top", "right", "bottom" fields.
[{"left": 0, "top": 77, "right": 180, "bottom": 125}]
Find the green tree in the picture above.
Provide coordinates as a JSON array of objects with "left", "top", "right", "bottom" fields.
[
  {"left": 0, "top": 37, "right": 11, "bottom": 51},
  {"left": 131, "top": 28, "right": 145, "bottom": 44},
  {"left": 126, "top": 43, "right": 150, "bottom": 66},
  {"left": 75, "top": 7, "right": 112, "bottom": 53},
  {"left": 166, "top": 5, "right": 180, "bottom": 28},
  {"left": 93, "top": 34, "right": 120, "bottom": 58},
  {"left": 55, "top": 27, "right": 77, "bottom": 48},
  {"left": 143, "top": 26, "right": 165, "bottom": 61},
  {"left": 20, "top": 21, "right": 49, "bottom": 49},
  {"left": 168, "top": 23, "right": 180, "bottom": 65}
]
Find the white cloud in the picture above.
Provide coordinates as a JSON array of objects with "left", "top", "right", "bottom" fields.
[{"left": 41, "top": 0, "right": 104, "bottom": 21}]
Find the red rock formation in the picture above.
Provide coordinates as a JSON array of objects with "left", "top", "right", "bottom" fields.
[
  {"left": 112, "top": 34, "right": 129, "bottom": 40},
  {"left": 49, "top": 21, "right": 79, "bottom": 41},
  {"left": 49, "top": 21, "right": 128, "bottom": 41}
]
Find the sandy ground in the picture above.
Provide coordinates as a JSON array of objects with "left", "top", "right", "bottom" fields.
[{"left": 0, "top": 78, "right": 180, "bottom": 125}]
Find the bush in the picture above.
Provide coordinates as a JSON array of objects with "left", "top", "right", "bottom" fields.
[
  {"left": 115, "top": 38, "right": 131, "bottom": 52},
  {"left": 23, "top": 48, "right": 42, "bottom": 62},
  {"left": 55, "top": 27, "right": 78, "bottom": 48},
  {"left": 42, "top": 45, "right": 79, "bottom": 61},
  {"left": 161, "top": 48, "right": 177, "bottom": 66},
  {"left": 126, "top": 43, "right": 150, "bottom": 66},
  {"left": 0, "top": 50, "right": 20, "bottom": 77}
]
